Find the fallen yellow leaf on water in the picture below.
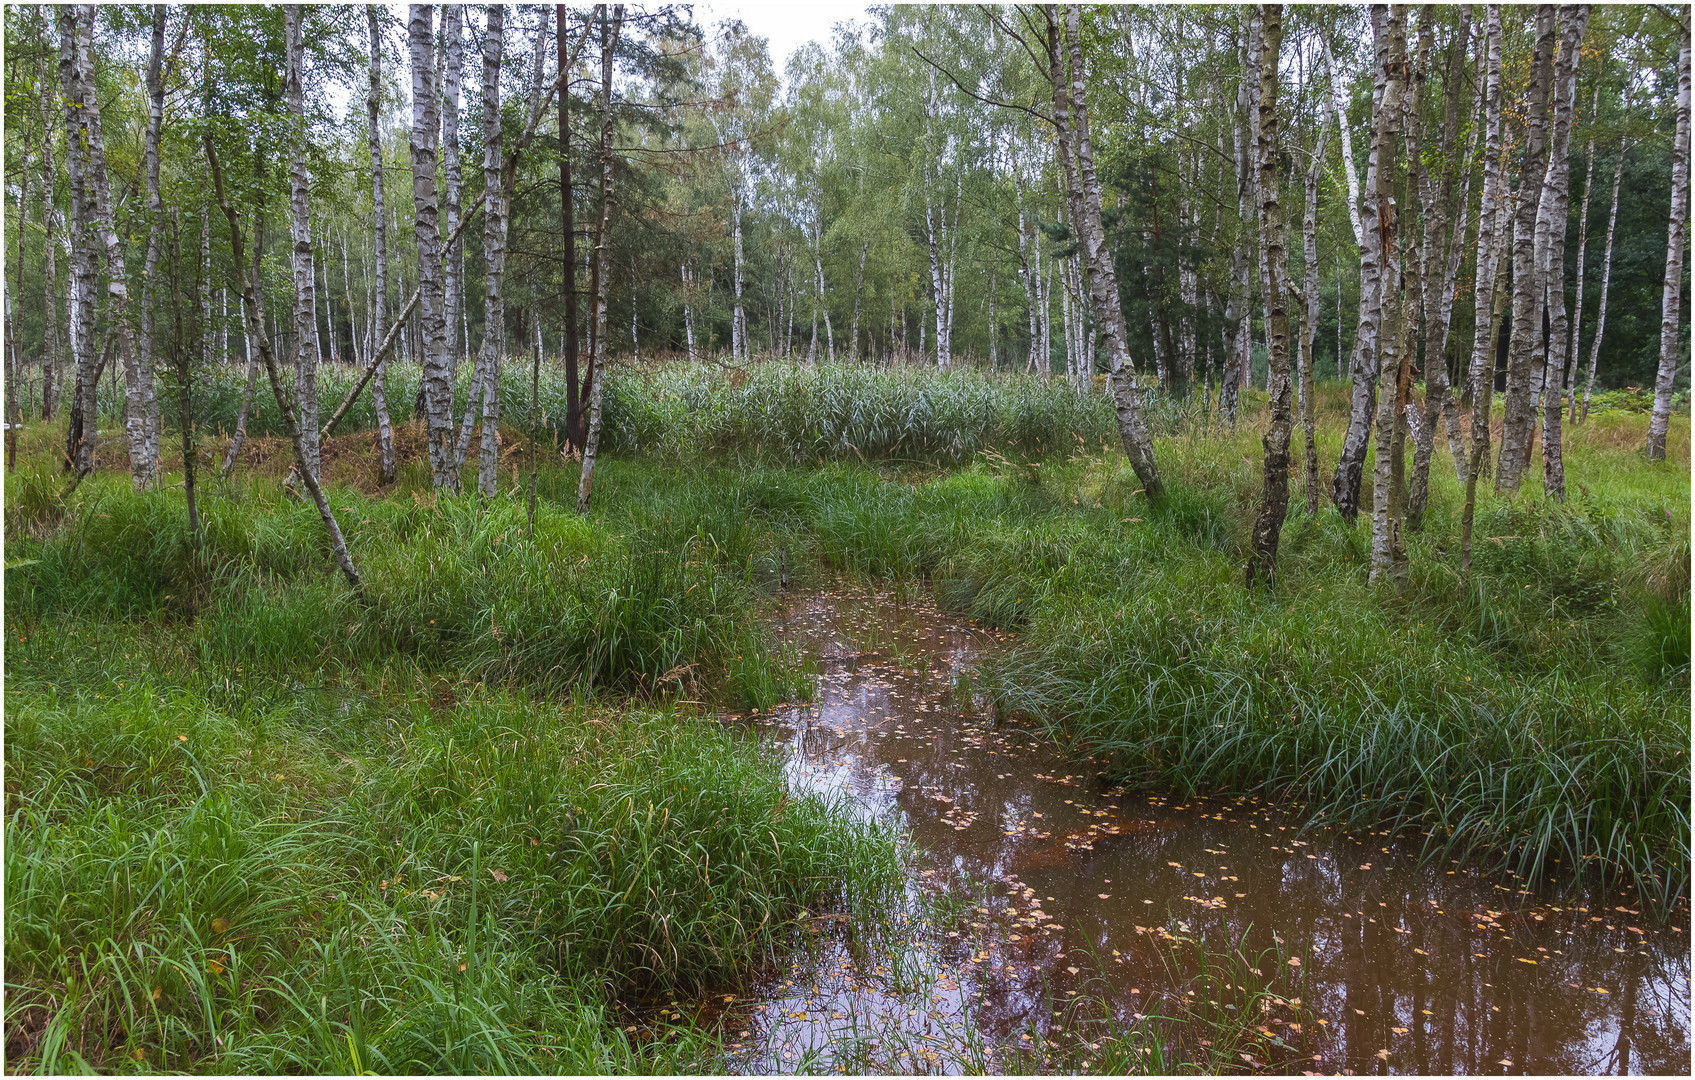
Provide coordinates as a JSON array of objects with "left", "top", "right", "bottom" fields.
[
  {"left": 1392, "top": 1026, "right": 1409, "bottom": 1034},
  {"left": 1066, "top": 966, "right": 1080, "bottom": 975},
  {"left": 1098, "top": 893, "right": 1110, "bottom": 900},
  {"left": 1517, "top": 957, "right": 1537, "bottom": 965},
  {"left": 1288, "top": 957, "right": 1301, "bottom": 967}
]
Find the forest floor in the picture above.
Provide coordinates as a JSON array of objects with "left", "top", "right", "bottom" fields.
[{"left": 4, "top": 376, "right": 1688, "bottom": 1073}]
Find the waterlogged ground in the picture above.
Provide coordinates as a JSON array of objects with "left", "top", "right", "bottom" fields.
[{"left": 716, "top": 589, "right": 1690, "bottom": 1075}]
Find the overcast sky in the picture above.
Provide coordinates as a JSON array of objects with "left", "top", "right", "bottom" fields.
[{"left": 691, "top": 0, "right": 875, "bottom": 77}]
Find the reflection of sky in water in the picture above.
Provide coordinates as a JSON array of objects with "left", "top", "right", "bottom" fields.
[{"left": 723, "top": 591, "right": 1690, "bottom": 1075}]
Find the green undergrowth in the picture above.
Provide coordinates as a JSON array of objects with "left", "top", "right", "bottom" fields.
[{"left": 3, "top": 647, "right": 901, "bottom": 1072}]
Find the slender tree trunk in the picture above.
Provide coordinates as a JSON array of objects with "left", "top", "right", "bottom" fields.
[
  {"left": 210, "top": 140, "right": 361, "bottom": 592},
  {"left": 221, "top": 299, "right": 262, "bottom": 477},
  {"left": 731, "top": 183, "right": 746, "bottom": 361},
  {"left": 1299, "top": 111, "right": 1328, "bottom": 516},
  {"left": 37, "top": 71, "right": 62, "bottom": 420},
  {"left": 577, "top": 3, "right": 622, "bottom": 512},
  {"left": 70, "top": 5, "right": 149, "bottom": 488},
  {"left": 1462, "top": 5, "right": 1507, "bottom": 575},
  {"left": 1050, "top": 5, "right": 1164, "bottom": 501},
  {"left": 1565, "top": 89, "right": 1598, "bottom": 425},
  {"left": 1248, "top": 5, "right": 1294, "bottom": 586},
  {"left": 410, "top": 4, "right": 456, "bottom": 490},
  {"left": 1367, "top": 5, "right": 1409, "bottom": 587},
  {"left": 1496, "top": 6, "right": 1557, "bottom": 489},
  {"left": 1336, "top": 6, "right": 1396, "bottom": 521},
  {"left": 59, "top": 7, "right": 100, "bottom": 479},
  {"left": 1579, "top": 138, "right": 1626, "bottom": 424},
  {"left": 1538, "top": 6, "right": 1591, "bottom": 500},
  {"left": 441, "top": 4, "right": 464, "bottom": 387},
  {"left": 850, "top": 237, "right": 869, "bottom": 361},
  {"left": 367, "top": 7, "right": 396, "bottom": 483},
  {"left": 284, "top": 5, "right": 323, "bottom": 481},
  {"left": 559, "top": 4, "right": 584, "bottom": 451},
  {"left": 1648, "top": 17, "right": 1691, "bottom": 461},
  {"left": 1408, "top": 7, "right": 1471, "bottom": 527},
  {"left": 475, "top": 3, "right": 507, "bottom": 498},
  {"left": 1222, "top": 26, "right": 1253, "bottom": 428}
]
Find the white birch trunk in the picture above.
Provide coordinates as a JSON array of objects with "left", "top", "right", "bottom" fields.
[
  {"left": 1647, "top": 17, "right": 1691, "bottom": 461},
  {"left": 410, "top": 4, "right": 456, "bottom": 490},
  {"left": 1579, "top": 139, "right": 1626, "bottom": 424},
  {"left": 441, "top": 4, "right": 465, "bottom": 385},
  {"left": 368, "top": 6, "right": 396, "bottom": 483},
  {"left": 578, "top": 4, "right": 622, "bottom": 511},
  {"left": 286, "top": 5, "right": 323, "bottom": 479}
]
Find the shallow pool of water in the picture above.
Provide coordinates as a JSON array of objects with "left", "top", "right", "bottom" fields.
[{"left": 721, "top": 589, "right": 1689, "bottom": 1075}]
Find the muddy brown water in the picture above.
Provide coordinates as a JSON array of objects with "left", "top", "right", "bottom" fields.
[{"left": 718, "top": 590, "right": 1689, "bottom": 1075}]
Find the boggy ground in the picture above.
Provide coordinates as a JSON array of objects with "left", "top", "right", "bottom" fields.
[{"left": 4, "top": 375, "right": 1688, "bottom": 1073}]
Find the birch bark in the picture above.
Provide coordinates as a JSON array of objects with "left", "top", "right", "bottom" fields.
[
  {"left": 1565, "top": 89, "right": 1599, "bottom": 424},
  {"left": 1647, "top": 15, "right": 1691, "bottom": 461},
  {"left": 1051, "top": 5, "right": 1164, "bottom": 501},
  {"left": 441, "top": 4, "right": 465, "bottom": 384},
  {"left": 38, "top": 75, "right": 62, "bottom": 421},
  {"left": 285, "top": 5, "right": 323, "bottom": 480},
  {"left": 1579, "top": 140, "right": 1626, "bottom": 424},
  {"left": 1367, "top": 4, "right": 1408, "bottom": 587},
  {"left": 1538, "top": 5, "right": 1592, "bottom": 499},
  {"left": 1247, "top": 4, "right": 1294, "bottom": 587},
  {"left": 135, "top": 2, "right": 165, "bottom": 486},
  {"left": 577, "top": 4, "right": 622, "bottom": 512},
  {"left": 1335, "top": 7, "right": 1395, "bottom": 520},
  {"left": 1462, "top": 5, "right": 1507, "bottom": 574},
  {"left": 475, "top": 3, "right": 507, "bottom": 498},
  {"left": 367, "top": 7, "right": 396, "bottom": 483},
  {"left": 1496, "top": 6, "right": 1557, "bottom": 489},
  {"left": 410, "top": 4, "right": 456, "bottom": 490}
]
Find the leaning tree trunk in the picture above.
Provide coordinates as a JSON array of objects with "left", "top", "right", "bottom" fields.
[
  {"left": 70, "top": 5, "right": 150, "bottom": 488},
  {"left": 1579, "top": 138, "right": 1626, "bottom": 424},
  {"left": 1462, "top": 4, "right": 1507, "bottom": 575},
  {"left": 409, "top": 4, "right": 456, "bottom": 490},
  {"left": 1336, "top": 7, "right": 1396, "bottom": 522},
  {"left": 1052, "top": 5, "right": 1164, "bottom": 502},
  {"left": 1247, "top": 4, "right": 1294, "bottom": 587},
  {"left": 1496, "top": 6, "right": 1557, "bottom": 491},
  {"left": 1648, "top": 16, "right": 1691, "bottom": 461},
  {"left": 285, "top": 5, "right": 323, "bottom": 480},
  {"left": 577, "top": 3, "right": 622, "bottom": 513},
  {"left": 1538, "top": 5, "right": 1592, "bottom": 500},
  {"left": 208, "top": 137, "right": 362, "bottom": 593},
  {"left": 1367, "top": 5, "right": 1409, "bottom": 588}
]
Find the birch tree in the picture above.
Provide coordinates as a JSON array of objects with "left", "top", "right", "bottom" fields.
[
  {"left": 1647, "top": 13, "right": 1691, "bottom": 462},
  {"left": 578, "top": 4, "right": 623, "bottom": 513},
  {"left": 285, "top": 4, "right": 322, "bottom": 480},
  {"left": 1496, "top": 7, "right": 1558, "bottom": 490},
  {"left": 1048, "top": 4, "right": 1164, "bottom": 503},
  {"left": 410, "top": 4, "right": 456, "bottom": 490},
  {"left": 1462, "top": 5, "right": 1508, "bottom": 574},
  {"left": 57, "top": 6, "right": 102, "bottom": 480},
  {"left": 1247, "top": 4, "right": 1293, "bottom": 587},
  {"left": 1366, "top": 4, "right": 1408, "bottom": 588},
  {"left": 1579, "top": 137, "right": 1627, "bottom": 424},
  {"left": 1537, "top": 5, "right": 1593, "bottom": 501}
]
